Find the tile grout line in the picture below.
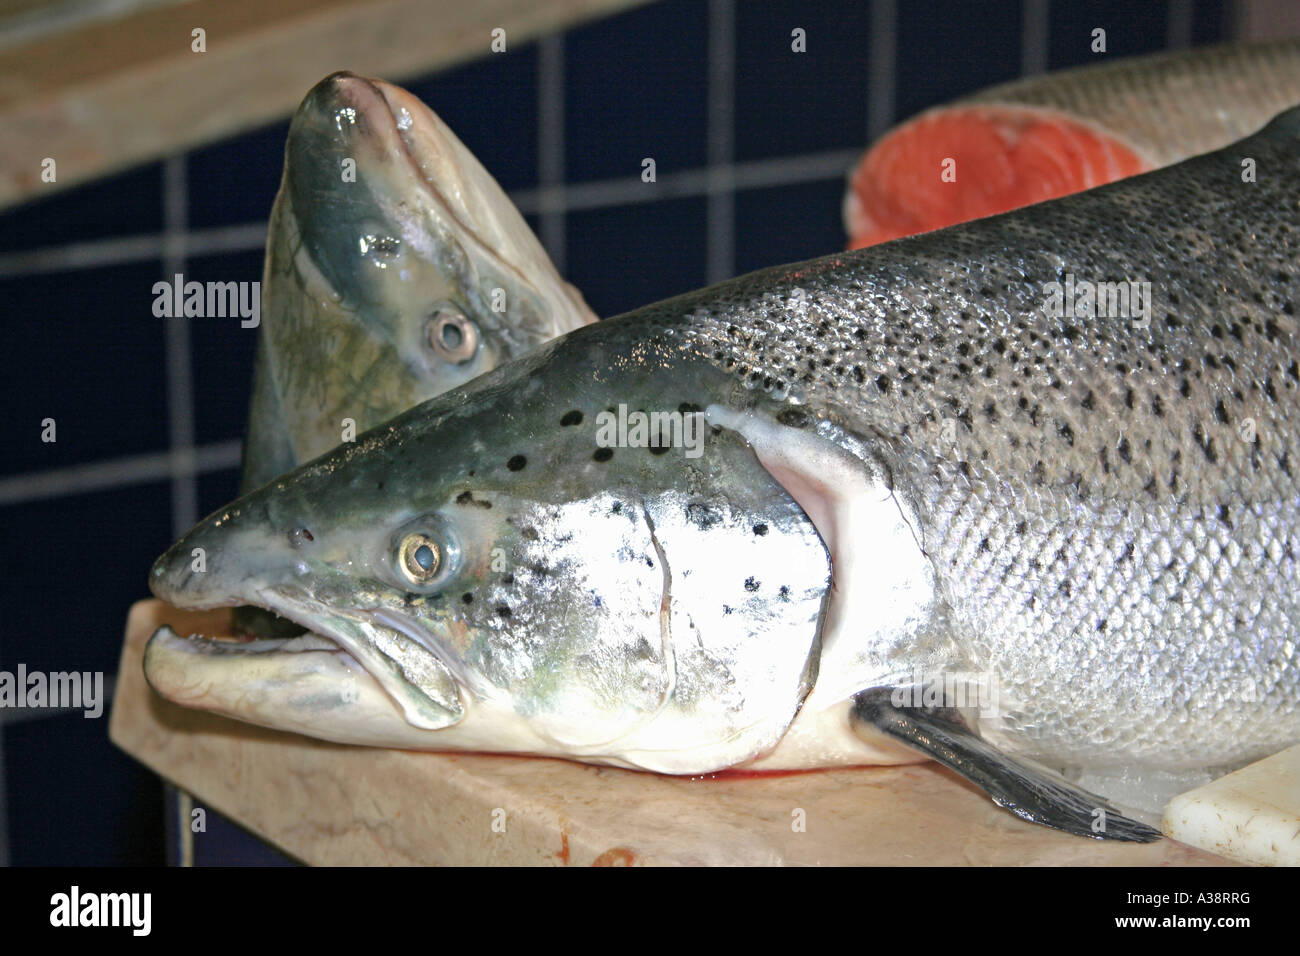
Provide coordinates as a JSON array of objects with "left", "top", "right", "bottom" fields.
[
  {"left": 0, "top": 441, "right": 243, "bottom": 507},
  {"left": 163, "top": 156, "right": 198, "bottom": 538},
  {"left": 162, "top": 155, "right": 197, "bottom": 868},
  {"left": 868, "top": 0, "right": 898, "bottom": 143},
  {"left": 1021, "top": 0, "right": 1050, "bottom": 76},
  {"left": 0, "top": 677, "right": 118, "bottom": 728},
  {"left": 706, "top": 0, "right": 735, "bottom": 286},
  {"left": 0, "top": 149, "right": 861, "bottom": 280},
  {"left": 538, "top": 33, "right": 567, "bottom": 274},
  {"left": 0, "top": 222, "right": 267, "bottom": 280}
]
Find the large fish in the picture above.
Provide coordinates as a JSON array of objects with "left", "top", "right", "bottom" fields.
[
  {"left": 147, "top": 106, "right": 1300, "bottom": 842},
  {"left": 243, "top": 71, "right": 596, "bottom": 493},
  {"left": 845, "top": 38, "right": 1300, "bottom": 247},
  {"left": 235, "top": 72, "right": 596, "bottom": 636}
]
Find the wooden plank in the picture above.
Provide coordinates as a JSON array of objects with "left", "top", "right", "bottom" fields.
[
  {"left": 109, "top": 599, "right": 1232, "bottom": 866},
  {"left": 0, "top": 0, "right": 647, "bottom": 208}
]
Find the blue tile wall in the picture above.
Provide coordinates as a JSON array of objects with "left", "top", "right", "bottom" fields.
[
  {"left": 187, "top": 250, "right": 264, "bottom": 448},
  {"left": 567, "top": 196, "right": 708, "bottom": 317},
  {"left": 0, "top": 162, "right": 163, "bottom": 255},
  {"left": 187, "top": 121, "right": 290, "bottom": 230},
  {"left": 564, "top": 0, "right": 709, "bottom": 183},
  {"left": 735, "top": 3, "right": 876, "bottom": 160},
  {"left": 0, "top": 264, "right": 168, "bottom": 477}
]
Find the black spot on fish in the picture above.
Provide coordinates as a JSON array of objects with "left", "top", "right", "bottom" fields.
[
  {"left": 455, "top": 490, "right": 493, "bottom": 509},
  {"left": 687, "top": 502, "right": 721, "bottom": 529},
  {"left": 496, "top": 605, "right": 511, "bottom": 618},
  {"left": 1192, "top": 424, "right": 1218, "bottom": 463},
  {"left": 1214, "top": 400, "right": 1229, "bottom": 425},
  {"left": 1117, "top": 542, "right": 1134, "bottom": 565},
  {"left": 502, "top": 574, "right": 515, "bottom": 585},
  {"left": 1014, "top": 520, "right": 1027, "bottom": 535},
  {"left": 1058, "top": 423, "right": 1074, "bottom": 447},
  {"left": 777, "top": 408, "right": 809, "bottom": 428},
  {"left": 561, "top": 410, "right": 583, "bottom": 426},
  {"left": 1118, "top": 438, "right": 1132, "bottom": 465},
  {"left": 778, "top": 585, "right": 791, "bottom": 600},
  {"left": 753, "top": 523, "right": 768, "bottom": 536},
  {"left": 507, "top": 455, "right": 527, "bottom": 472},
  {"left": 462, "top": 593, "right": 473, "bottom": 604},
  {"left": 1096, "top": 619, "right": 1107, "bottom": 633},
  {"left": 593, "top": 447, "right": 614, "bottom": 463},
  {"left": 744, "top": 577, "right": 759, "bottom": 592},
  {"left": 522, "top": 526, "right": 539, "bottom": 541},
  {"left": 1080, "top": 390, "right": 1094, "bottom": 411},
  {"left": 1151, "top": 394, "right": 1164, "bottom": 417}
]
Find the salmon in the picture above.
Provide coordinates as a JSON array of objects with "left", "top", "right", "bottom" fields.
[{"left": 845, "top": 38, "right": 1300, "bottom": 248}]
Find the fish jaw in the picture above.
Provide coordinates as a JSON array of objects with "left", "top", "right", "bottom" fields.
[
  {"left": 150, "top": 332, "right": 834, "bottom": 772},
  {"left": 148, "top": 484, "right": 467, "bottom": 731}
]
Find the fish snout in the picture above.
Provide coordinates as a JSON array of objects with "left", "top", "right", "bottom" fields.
[{"left": 148, "top": 499, "right": 278, "bottom": 610}]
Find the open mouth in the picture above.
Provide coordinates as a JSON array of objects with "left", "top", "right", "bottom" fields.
[{"left": 146, "top": 586, "right": 467, "bottom": 731}]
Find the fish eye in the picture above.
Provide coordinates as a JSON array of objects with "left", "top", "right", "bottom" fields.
[
  {"left": 427, "top": 309, "right": 479, "bottom": 365},
  {"left": 399, "top": 532, "right": 441, "bottom": 584}
]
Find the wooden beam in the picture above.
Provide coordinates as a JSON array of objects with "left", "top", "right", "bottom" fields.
[{"left": 0, "top": 0, "right": 647, "bottom": 209}]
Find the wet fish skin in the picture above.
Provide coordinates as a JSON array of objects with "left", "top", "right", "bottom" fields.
[
  {"left": 149, "top": 107, "right": 1300, "bottom": 831},
  {"left": 242, "top": 71, "right": 596, "bottom": 493}
]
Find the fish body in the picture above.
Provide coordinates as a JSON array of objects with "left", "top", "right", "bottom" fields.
[
  {"left": 846, "top": 38, "right": 1300, "bottom": 247},
  {"left": 243, "top": 72, "right": 596, "bottom": 493},
  {"left": 150, "top": 106, "right": 1300, "bottom": 839}
]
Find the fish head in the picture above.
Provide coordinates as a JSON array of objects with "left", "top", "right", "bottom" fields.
[
  {"left": 148, "top": 329, "right": 831, "bottom": 772},
  {"left": 265, "top": 71, "right": 595, "bottom": 463}
]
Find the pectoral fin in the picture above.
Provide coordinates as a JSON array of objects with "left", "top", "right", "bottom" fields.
[{"left": 851, "top": 687, "right": 1162, "bottom": 842}]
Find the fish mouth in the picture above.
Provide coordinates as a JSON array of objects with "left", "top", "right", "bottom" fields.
[{"left": 145, "top": 582, "right": 467, "bottom": 734}]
